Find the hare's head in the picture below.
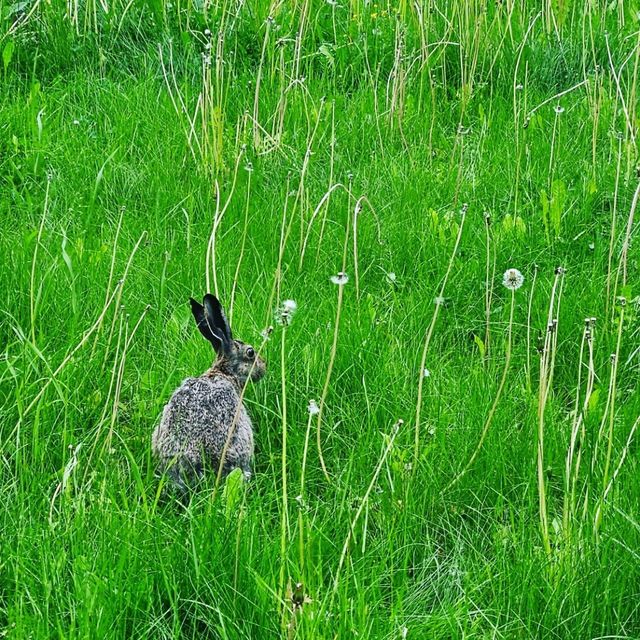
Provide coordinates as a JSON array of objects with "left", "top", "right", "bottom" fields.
[{"left": 190, "top": 294, "right": 266, "bottom": 384}]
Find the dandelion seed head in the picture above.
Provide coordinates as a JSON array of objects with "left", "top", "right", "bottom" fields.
[
  {"left": 434, "top": 296, "right": 445, "bottom": 306},
  {"left": 275, "top": 299, "right": 297, "bottom": 326},
  {"left": 554, "top": 105, "right": 565, "bottom": 114},
  {"left": 331, "top": 272, "right": 349, "bottom": 285},
  {"left": 260, "top": 326, "right": 274, "bottom": 340},
  {"left": 423, "top": 368, "right": 431, "bottom": 378},
  {"left": 307, "top": 399, "right": 320, "bottom": 415},
  {"left": 386, "top": 271, "right": 397, "bottom": 283},
  {"left": 502, "top": 268, "right": 524, "bottom": 290}
]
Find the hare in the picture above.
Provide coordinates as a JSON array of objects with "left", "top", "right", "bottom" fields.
[{"left": 152, "top": 294, "right": 266, "bottom": 494}]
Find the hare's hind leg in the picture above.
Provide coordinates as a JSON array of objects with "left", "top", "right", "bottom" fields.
[
  {"left": 241, "top": 462, "right": 252, "bottom": 482},
  {"left": 161, "top": 457, "right": 203, "bottom": 503}
]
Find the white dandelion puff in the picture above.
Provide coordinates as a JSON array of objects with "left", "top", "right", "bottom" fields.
[
  {"left": 331, "top": 272, "right": 349, "bottom": 285},
  {"left": 283, "top": 299, "right": 297, "bottom": 313},
  {"left": 434, "top": 296, "right": 446, "bottom": 306},
  {"left": 275, "top": 300, "right": 297, "bottom": 326},
  {"left": 307, "top": 399, "right": 320, "bottom": 415},
  {"left": 386, "top": 271, "right": 397, "bottom": 283},
  {"left": 423, "top": 368, "right": 431, "bottom": 378},
  {"left": 502, "top": 268, "right": 524, "bottom": 290},
  {"left": 554, "top": 105, "right": 565, "bottom": 114}
]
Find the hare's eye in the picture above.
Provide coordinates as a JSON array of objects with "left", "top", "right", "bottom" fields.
[{"left": 246, "top": 347, "right": 255, "bottom": 359}]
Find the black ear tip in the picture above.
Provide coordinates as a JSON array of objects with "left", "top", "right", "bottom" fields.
[{"left": 203, "top": 293, "right": 220, "bottom": 306}]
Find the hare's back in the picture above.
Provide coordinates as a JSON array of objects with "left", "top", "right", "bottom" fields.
[
  {"left": 167, "top": 374, "right": 242, "bottom": 428},
  {"left": 153, "top": 375, "right": 251, "bottom": 462}
]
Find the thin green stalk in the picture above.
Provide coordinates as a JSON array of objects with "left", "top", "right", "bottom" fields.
[
  {"left": 414, "top": 204, "right": 467, "bottom": 462},
  {"left": 279, "top": 324, "right": 289, "bottom": 625},
  {"left": 444, "top": 287, "right": 515, "bottom": 492}
]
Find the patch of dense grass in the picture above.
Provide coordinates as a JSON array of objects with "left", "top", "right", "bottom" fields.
[{"left": 1, "top": 2, "right": 640, "bottom": 638}]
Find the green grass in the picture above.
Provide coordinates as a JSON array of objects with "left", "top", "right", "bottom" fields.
[{"left": 1, "top": 1, "right": 640, "bottom": 638}]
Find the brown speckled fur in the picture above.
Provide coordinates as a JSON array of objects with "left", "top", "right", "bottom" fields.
[{"left": 151, "top": 296, "right": 265, "bottom": 493}]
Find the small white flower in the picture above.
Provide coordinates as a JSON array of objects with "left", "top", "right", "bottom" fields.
[
  {"left": 502, "top": 268, "right": 524, "bottom": 290},
  {"left": 554, "top": 105, "right": 565, "bottom": 115},
  {"left": 386, "top": 271, "right": 397, "bottom": 283},
  {"left": 331, "top": 272, "right": 349, "bottom": 285},
  {"left": 307, "top": 399, "right": 320, "bottom": 415},
  {"left": 515, "top": 84, "right": 524, "bottom": 91},
  {"left": 204, "top": 28, "right": 211, "bottom": 36},
  {"left": 434, "top": 296, "right": 445, "bottom": 306},
  {"left": 423, "top": 368, "right": 431, "bottom": 378},
  {"left": 73, "top": 119, "right": 80, "bottom": 125}
]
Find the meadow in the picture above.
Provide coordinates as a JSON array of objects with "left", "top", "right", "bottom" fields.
[{"left": 1, "top": 1, "right": 640, "bottom": 637}]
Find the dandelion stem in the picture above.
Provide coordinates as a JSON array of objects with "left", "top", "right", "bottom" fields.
[
  {"left": 279, "top": 324, "right": 289, "bottom": 624},
  {"left": 316, "top": 280, "right": 345, "bottom": 483},
  {"left": 414, "top": 206, "right": 466, "bottom": 463},
  {"left": 329, "top": 420, "right": 402, "bottom": 602},
  {"left": 444, "top": 288, "right": 515, "bottom": 492}
]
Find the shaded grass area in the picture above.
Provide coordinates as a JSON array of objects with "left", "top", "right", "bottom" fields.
[{"left": 1, "top": 3, "right": 640, "bottom": 638}]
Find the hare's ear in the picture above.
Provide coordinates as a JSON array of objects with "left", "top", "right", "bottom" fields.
[
  {"left": 203, "top": 294, "right": 233, "bottom": 345},
  {"left": 190, "top": 297, "right": 225, "bottom": 354}
]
